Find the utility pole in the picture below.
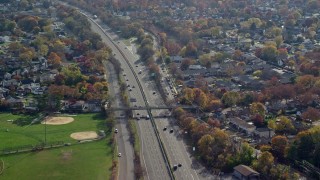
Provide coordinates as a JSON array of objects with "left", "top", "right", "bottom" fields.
[{"left": 44, "top": 117, "right": 47, "bottom": 145}]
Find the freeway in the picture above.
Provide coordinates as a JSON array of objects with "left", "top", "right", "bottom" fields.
[
  {"left": 117, "top": 32, "right": 214, "bottom": 179},
  {"left": 105, "top": 62, "right": 134, "bottom": 180},
  {"left": 70, "top": 5, "right": 213, "bottom": 179},
  {"left": 127, "top": 32, "right": 215, "bottom": 180},
  {"left": 86, "top": 16, "right": 172, "bottom": 180}
]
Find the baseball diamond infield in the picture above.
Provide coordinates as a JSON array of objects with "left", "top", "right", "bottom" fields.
[
  {"left": 41, "top": 116, "right": 74, "bottom": 125},
  {"left": 70, "top": 131, "right": 98, "bottom": 140}
]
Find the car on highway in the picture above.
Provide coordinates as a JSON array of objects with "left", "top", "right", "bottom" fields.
[{"left": 173, "top": 165, "right": 178, "bottom": 171}]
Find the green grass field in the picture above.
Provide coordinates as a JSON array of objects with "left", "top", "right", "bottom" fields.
[
  {"left": 0, "top": 113, "right": 113, "bottom": 179},
  {"left": 0, "top": 113, "right": 106, "bottom": 149}
]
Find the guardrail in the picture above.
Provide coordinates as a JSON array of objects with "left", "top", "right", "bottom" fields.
[{"left": 85, "top": 14, "right": 175, "bottom": 180}]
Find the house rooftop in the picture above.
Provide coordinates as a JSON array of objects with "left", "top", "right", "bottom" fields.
[{"left": 234, "top": 164, "right": 260, "bottom": 177}]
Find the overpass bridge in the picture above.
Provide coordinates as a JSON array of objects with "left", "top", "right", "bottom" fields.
[{"left": 106, "top": 105, "right": 201, "bottom": 116}]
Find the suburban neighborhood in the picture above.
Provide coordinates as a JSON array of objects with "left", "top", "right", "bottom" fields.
[{"left": 1, "top": 0, "right": 320, "bottom": 179}]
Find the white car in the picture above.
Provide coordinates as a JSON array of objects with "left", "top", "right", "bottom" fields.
[
  {"left": 114, "top": 129, "right": 118, "bottom": 133},
  {"left": 118, "top": 153, "right": 122, "bottom": 157}
]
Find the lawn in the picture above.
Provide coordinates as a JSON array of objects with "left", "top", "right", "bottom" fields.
[
  {"left": 0, "top": 113, "right": 106, "bottom": 150},
  {"left": 0, "top": 141, "right": 112, "bottom": 180},
  {"left": 0, "top": 112, "right": 113, "bottom": 179}
]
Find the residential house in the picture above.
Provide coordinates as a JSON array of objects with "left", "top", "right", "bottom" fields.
[
  {"left": 189, "top": 64, "right": 204, "bottom": 70},
  {"left": 63, "top": 100, "right": 86, "bottom": 113},
  {"left": 171, "top": 56, "right": 183, "bottom": 63},
  {"left": 231, "top": 75, "right": 264, "bottom": 90},
  {"left": 2, "top": 79, "right": 19, "bottom": 88},
  {"left": 254, "top": 128, "right": 275, "bottom": 138},
  {"left": 40, "top": 72, "right": 56, "bottom": 83},
  {"left": 16, "top": 84, "right": 32, "bottom": 95},
  {"left": 229, "top": 117, "right": 256, "bottom": 135},
  {"left": 6, "top": 96, "right": 25, "bottom": 110},
  {"left": 0, "top": 87, "right": 9, "bottom": 98},
  {"left": 233, "top": 165, "right": 260, "bottom": 180},
  {"left": 84, "top": 100, "right": 102, "bottom": 112}
]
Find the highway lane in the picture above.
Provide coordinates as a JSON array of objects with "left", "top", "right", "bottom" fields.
[
  {"left": 77, "top": 7, "right": 213, "bottom": 179},
  {"left": 125, "top": 35, "right": 215, "bottom": 180},
  {"left": 105, "top": 62, "right": 134, "bottom": 180},
  {"left": 87, "top": 17, "right": 171, "bottom": 180}
]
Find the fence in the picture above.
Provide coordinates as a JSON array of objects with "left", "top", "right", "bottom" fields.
[{"left": 1, "top": 141, "right": 65, "bottom": 155}]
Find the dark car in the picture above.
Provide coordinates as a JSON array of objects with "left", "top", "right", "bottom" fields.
[
  {"left": 173, "top": 165, "right": 178, "bottom": 171},
  {"left": 163, "top": 127, "right": 167, "bottom": 131},
  {"left": 170, "top": 129, "right": 174, "bottom": 133}
]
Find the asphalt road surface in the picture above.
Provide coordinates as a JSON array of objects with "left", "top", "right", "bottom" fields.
[
  {"left": 87, "top": 17, "right": 171, "bottom": 180},
  {"left": 105, "top": 62, "right": 134, "bottom": 180},
  {"left": 78, "top": 9, "right": 214, "bottom": 180}
]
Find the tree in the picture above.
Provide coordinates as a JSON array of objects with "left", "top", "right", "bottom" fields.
[
  {"left": 221, "top": 91, "right": 240, "bottom": 109},
  {"left": 252, "top": 151, "right": 274, "bottom": 178},
  {"left": 173, "top": 107, "right": 186, "bottom": 119},
  {"left": 94, "top": 49, "right": 109, "bottom": 63},
  {"left": 302, "top": 107, "right": 320, "bottom": 122},
  {"left": 191, "top": 123, "right": 209, "bottom": 143},
  {"left": 268, "top": 116, "right": 295, "bottom": 134},
  {"left": 296, "top": 75, "right": 317, "bottom": 90},
  {"left": 54, "top": 74, "right": 65, "bottom": 85},
  {"left": 274, "top": 36, "right": 283, "bottom": 48},
  {"left": 185, "top": 42, "right": 198, "bottom": 57},
  {"left": 199, "top": 53, "right": 212, "bottom": 68},
  {"left": 225, "top": 143, "right": 254, "bottom": 171},
  {"left": 194, "top": 90, "right": 208, "bottom": 109},
  {"left": 19, "top": 48, "right": 35, "bottom": 62},
  {"left": 252, "top": 114, "right": 264, "bottom": 127},
  {"left": 271, "top": 135, "right": 288, "bottom": 160},
  {"left": 207, "top": 118, "right": 221, "bottom": 128},
  {"left": 270, "top": 164, "right": 300, "bottom": 180},
  {"left": 165, "top": 40, "right": 181, "bottom": 56},
  {"left": 182, "top": 88, "right": 195, "bottom": 104},
  {"left": 179, "top": 29, "right": 193, "bottom": 44},
  {"left": 260, "top": 45, "right": 279, "bottom": 62},
  {"left": 198, "top": 134, "right": 214, "bottom": 163},
  {"left": 17, "top": 16, "right": 38, "bottom": 32},
  {"left": 233, "top": 50, "right": 244, "bottom": 61},
  {"left": 250, "top": 102, "right": 266, "bottom": 117},
  {"left": 62, "top": 64, "right": 85, "bottom": 86},
  {"left": 38, "top": 44, "right": 49, "bottom": 56},
  {"left": 48, "top": 52, "right": 61, "bottom": 68}
]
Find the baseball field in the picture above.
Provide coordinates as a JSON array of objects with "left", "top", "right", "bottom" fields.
[{"left": 0, "top": 112, "right": 113, "bottom": 180}]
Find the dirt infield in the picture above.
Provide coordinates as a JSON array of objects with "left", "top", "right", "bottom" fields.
[
  {"left": 41, "top": 117, "right": 74, "bottom": 125},
  {"left": 70, "top": 131, "right": 98, "bottom": 140}
]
